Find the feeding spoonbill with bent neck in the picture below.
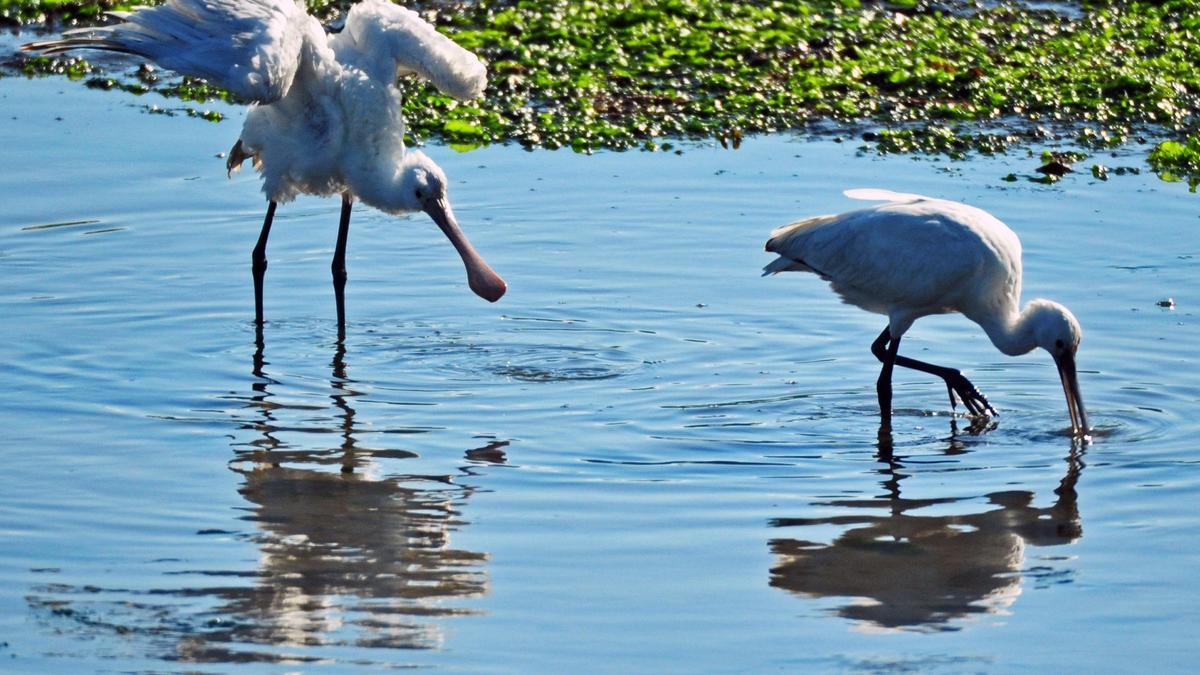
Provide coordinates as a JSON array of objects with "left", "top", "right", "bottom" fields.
[
  {"left": 24, "top": 0, "right": 506, "bottom": 335},
  {"left": 763, "top": 189, "right": 1088, "bottom": 436}
]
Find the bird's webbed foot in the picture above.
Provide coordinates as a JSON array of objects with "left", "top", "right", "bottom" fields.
[{"left": 944, "top": 371, "right": 997, "bottom": 418}]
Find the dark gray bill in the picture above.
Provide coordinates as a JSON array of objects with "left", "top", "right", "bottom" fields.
[{"left": 1054, "top": 352, "right": 1089, "bottom": 436}]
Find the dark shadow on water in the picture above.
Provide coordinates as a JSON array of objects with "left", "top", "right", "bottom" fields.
[
  {"left": 768, "top": 422, "right": 1084, "bottom": 633},
  {"left": 26, "top": 334, "right": 504, "bottom": 666}
]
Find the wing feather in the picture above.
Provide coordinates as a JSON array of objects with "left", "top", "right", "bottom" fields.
[
  {"left": 763, "top": 202, "right": 987, "bottom": 313},
  {"left": 340, "top": 0, "right": 486, "bottom": 100},
  {"left": 843, "top": 188, "right": 929, "bottom": 203},
  {"left": 23, "top": 0, "right": 311, "bottom": 103}
]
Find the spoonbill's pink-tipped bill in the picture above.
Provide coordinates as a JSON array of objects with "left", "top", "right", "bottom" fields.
[{"left": 423, "top": 199, "right": 506, "bottom": 303}]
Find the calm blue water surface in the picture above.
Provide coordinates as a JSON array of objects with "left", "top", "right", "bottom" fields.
[{"left": 1, "top": 75, "right": 1197, "bottom": 672}]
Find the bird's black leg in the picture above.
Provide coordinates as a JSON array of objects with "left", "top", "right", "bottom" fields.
[
  {"left": 872, "top": 327, "right": 902, "bottom": 427},
  {"left": 894, "top": 354, "right": 996, "bottom": 417},
  {"left": 870, "top": 328, "right": 892, "bottom": 363},
  {"left": 332, "top": 194, "right": 353, "bottom": 340},
  {"left": 870, "top": 325, "right": 996, "bottom": 417},
  {"left": 252, "top": 201, "right": 277, "bottom": 327}
]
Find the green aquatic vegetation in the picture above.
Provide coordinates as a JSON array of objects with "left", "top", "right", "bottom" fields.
[
  {"left": 20, "top": 54, "right": 91, "bottom": 79},
  {"left": 1148, "top": 136, "right": 1200, "bottom": 191},
  {"left": 156, "top": 76, "right": 234, "bottom": 103},
  {"left": 6, "top": 0, "right": 1200, "bottom": 185},
  {"left": 0, "top": 0, "right": 136, "bottom": 24},
  {"left": 862, "top": 126, "right": 1017, "bottom": 158}
]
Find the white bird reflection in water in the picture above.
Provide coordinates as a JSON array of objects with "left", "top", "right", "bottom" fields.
[
  {"left": 28, "top": 338, "right": 505, "bottom": 666},
  {"left": 179, "top": 465, "right": 490, "bottom": 660},
  {"left": 180, "top": 337, "right": 506, "bottom": 660},
  {"left": 769, "top": 426, "right": 1083, "bottom": 633}
]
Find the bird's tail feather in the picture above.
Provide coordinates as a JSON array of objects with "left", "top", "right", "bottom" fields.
[
  {"left": 762, "top": 256, "right": 807, "bottom": 276},
  {"left": 765, "top": 214, "right": 838, "bottom": 250},
  {"left": 225, "top": 139, "right": 261, "bottom": 178}
]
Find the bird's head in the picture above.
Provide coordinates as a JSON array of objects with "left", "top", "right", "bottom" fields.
[
  {"left": 399, "top": 151, "right": 449, "bottom": 213},
  {"left": 1029, "top": 299, "right": 1083, "bottom": 355},
  {"left": 399, "top": 152, "right": 506, "bottom": 303},
  {"left": 1028, "top": 300, "right": 1088, "bottom": 436}
]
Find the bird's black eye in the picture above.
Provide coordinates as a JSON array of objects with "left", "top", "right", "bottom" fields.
[{"left": 1055, "top": 339, "right": 1065, "bottom": 350}]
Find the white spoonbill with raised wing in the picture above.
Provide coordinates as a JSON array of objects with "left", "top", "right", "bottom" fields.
[
  {"left": 24, "top": 0, "right": 506, "bottom": 335},
  {"left": 763, "top": 189, "right": 1088, "bottom": 435}
]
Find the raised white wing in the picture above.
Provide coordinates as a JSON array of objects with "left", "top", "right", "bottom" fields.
[
  {"left": 23, "top": 0, "right": 312, "bottom": 103},
  {"left": 339, "top": 0, "right": 487, "bottom": 100},
  {"left": 843, "top": 188, "right": 930, "bottom": 203}
]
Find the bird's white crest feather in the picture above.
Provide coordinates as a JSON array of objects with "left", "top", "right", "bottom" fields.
[{"left": 843, "top": 188, "right": 930, "bottom": 203}]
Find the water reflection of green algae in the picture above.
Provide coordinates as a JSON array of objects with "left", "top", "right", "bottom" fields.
[{"left": 5, "top": 0, "right": 1200, "bottom": 185}]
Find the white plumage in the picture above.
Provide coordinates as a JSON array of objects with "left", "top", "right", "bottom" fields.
[
  {"left": 25, "top": 0, "right": 505, "bottom": 332},
  {"left": 764, "top": 189, "right": 1088, "bottom": 435}
]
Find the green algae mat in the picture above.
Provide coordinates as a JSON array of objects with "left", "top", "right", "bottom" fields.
[{"left": 5, "top": 0, "right": 1200, "bottom": 187}]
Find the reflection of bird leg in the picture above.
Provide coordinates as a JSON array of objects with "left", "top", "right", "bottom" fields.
[
  {"left": 331, "top": 340, "right": 348, "bottom": 381},
  {"left": 964, "top": 416, "right": 998, "bottom": 435},
  {"left": 247, "top": 330, "right": 281, "bottom": 461},
  {"left": 876, "top": 425, "right": 895, "bottom": 461},
  {"left": 874, "top": 440, "right": 906, "bottom": 512},
  {"left": 253, "top": 331, "right": 266, "bottom": 380},
  {"left": 330, "top": 340, "right": 359, "bottom": 474},
  {"left": 947, "top": 418, "right": 999, "bottom": 452},
  {"left": 252, "top": 201, "right": 277, "bottom": 327},
  {"left": 332, "top": 194, "right": 353, "bottom": 340},
  {"left": 871, "top": 327, "right": 997, "bottom": 418},
  {"left": 331, "top": 341, "right": 354, "bottom": 472}
]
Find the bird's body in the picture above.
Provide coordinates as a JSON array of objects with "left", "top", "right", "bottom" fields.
[
  {"left": 764, "top": 189, "right": 1088, "bottom": 435},
  {"left": 765, "top": 189, "right": 1024, "bottom": 348},
  {"left": 231, "top": 0, "right": 487, "bottom": 206},
  {"left": 25, "top": 0, "right": 505, "bottom": 333}
]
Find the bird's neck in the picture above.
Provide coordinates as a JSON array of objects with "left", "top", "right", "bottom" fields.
[
  {"left": 978, "top": 303, "right": 1041, "bottom": 356},
  {"left": 345, "top": 161, "right": 422, "bottom": 215}
]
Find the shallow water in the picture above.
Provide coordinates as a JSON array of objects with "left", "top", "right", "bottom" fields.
[{"left": 1, "top": 77, "right": 1198, "bottom": 671}]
